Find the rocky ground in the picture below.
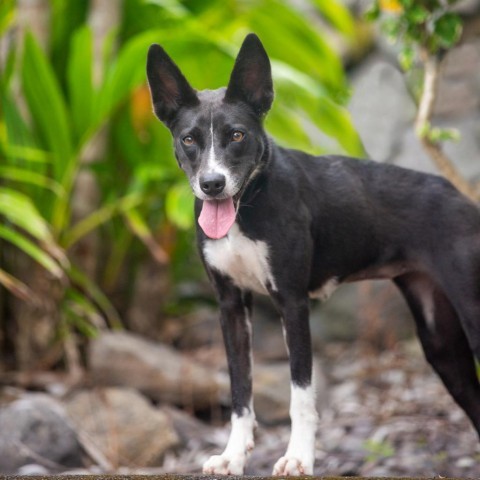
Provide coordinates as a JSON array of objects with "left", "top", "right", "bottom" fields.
[
  {"left": 0, "top": 330, "right": 479, "bottom": 477},
  {"left": 166, "top": 341, "right": 480, "bottom": 478}
]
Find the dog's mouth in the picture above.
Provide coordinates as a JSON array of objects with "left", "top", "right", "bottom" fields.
[
  {"left": 198, "top": 197, "right": 236, "bottom": 240},
  {"left": 197, "top": 167, "right": 258, "bottom": 240}
]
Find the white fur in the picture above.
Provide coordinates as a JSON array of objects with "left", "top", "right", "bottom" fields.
[
  {"left": 309, "top": 278, "right": 338, "bottom": 302},
  {"left": 203, "top": 223, "right": 277, "bottom": 294},
  {"left": 273, "top": 384, "right": 318, "bottom": 476},
  {"left": 193, "top": 114, "right": 237, "bottom": 199},
  {"left": 203, "top": 407, "right": 256, "bottom": 475}
]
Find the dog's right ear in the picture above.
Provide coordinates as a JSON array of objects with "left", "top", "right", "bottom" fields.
[{"left": 146, "top": 44, "right": 199, "bottom": 125}]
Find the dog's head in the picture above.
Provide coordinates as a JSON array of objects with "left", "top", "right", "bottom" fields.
[{"left": 146, "top": 34, "right": 273, "bottom": 239}]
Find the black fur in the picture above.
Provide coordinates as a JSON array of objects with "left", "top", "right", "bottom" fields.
[{"left": 147, "top": 33, "right": 480, "bottom": 466}]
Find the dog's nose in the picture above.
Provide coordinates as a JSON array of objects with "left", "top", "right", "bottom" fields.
[{"left": 200, "top": 173, "right": 226, "bottom": 196}]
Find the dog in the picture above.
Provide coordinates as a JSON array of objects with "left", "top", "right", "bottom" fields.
[{"left": 147, "top": 33, "right": 480, "bottom": 475}]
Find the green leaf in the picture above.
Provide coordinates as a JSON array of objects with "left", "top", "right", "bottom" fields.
[
  {"left": 267, "top": 104, "right": 315, "bottom": 152},
  {"left": 398, "top": 44, "right": 415, "bottom": 71},
  {"left": 247, "top": 0, "right": 348, "bottom": 100},
  {"left": 21, "top": 32, "right": 73, "bottom": 180},
  {"left": 363, "top": 438, "right": 395, "bottom": 461},
  {"left": 0, "top": 166, "right": 64, "bottom": 195},
  {"left": 0, "top": 0, "right": 15, "bottom": 36},
  {"left": 406, "top": 5, "right": 428, "bottom": 24},
  {"left": 364, "top": 1, "right": 381, "bottom": 21},
  {"left": 428, "top": 126, "right": 460, "bottom": 143},
  {"left": 0, "top": 225, "right": 63, "bottom": 278},
  {"left": 0, "top": 267, "right": 37, "bottom": 303},
  {"left": 269, "top": 60, "right": 363, "bottom": 155},
  {"left": 124, "top": 209, "right": 169, "bottom": 264},
  {"left": 382, "top": 17, "right": 402, "bottom": 44},
  {"left": 0, "top": 187, "right": 53, "bottom": 242},
  {"left": 1, "top": 92, "right": 39, "bottom": 162},
  {"left": 434, "top": 12, "right": 462, "bottom": 48},
  {"left": 1, "top": 143, "right": 51, "bottom": 163},
  {"left": 143, "top": 0, "right": 189, "bottom": 17},
  {"left": 67, "top": 26, "right": 94, "bottom": 143},
  {"left": 315, "top": 98, "right": 365, "bottom": 156},
  {"left": 416, "top": 120, "right": 431, "bottom": 139},
  {"left": 310, "top": 0, "right": 355, "bottom": 36},
  {"left": 165, "top": 181, "right": 194, "bottom": 230},
  {"left": 63, "top": 288, "right": 101, "bottom": 337},
  {"left": 94, "top": 30, "right": 162, "bottom": 128},
  {"left": 67, "top": 265, "right": 122, "bottom": 329},
  {"left": 62, "top": 193, "right": 143, "bottom": 248},
  {"left": 0, "top": 40, "right": 16, "bottom": 91}
]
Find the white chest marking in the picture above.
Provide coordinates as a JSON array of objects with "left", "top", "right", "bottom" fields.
[
  {"left": 203, "top": 224, "right": 277, "bottom": 294},
  {"left": 309, "top": 278, "right": 338, "bottom": 302}
]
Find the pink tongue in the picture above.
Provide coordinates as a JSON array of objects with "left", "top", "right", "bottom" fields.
[{"left": 198, "top": 198, "right": 236, "bottom": 239}]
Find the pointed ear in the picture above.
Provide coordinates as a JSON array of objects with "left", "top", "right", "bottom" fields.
[
  {"left": 146, "top": 44, "right": 199, "bottom": 125},
  {"left": 225, "top": 34, "right": 274, "bottom": 116}
]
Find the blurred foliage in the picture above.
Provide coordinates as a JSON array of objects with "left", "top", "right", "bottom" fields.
[
  {"left": 0, "top": 0, "right": 363, "bottom": 353},
  {"left": 366, "top": 0, "right": 463, "bottom": 143},
  {"left": 363, "top": 438, "right": 395, "bottom": 462},
  {"left": 366, "top": 0, "right": 462, "bottom": 69}
]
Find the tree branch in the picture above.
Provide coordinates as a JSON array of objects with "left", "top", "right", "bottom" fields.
[{"left": 414, "top": 49, "right": 478, "bottom": 201}]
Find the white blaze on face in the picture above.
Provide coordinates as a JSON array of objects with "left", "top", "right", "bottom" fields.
[
  {"left": 273, "top": 384, "right": 318, "bottom": 476},
  {"left": 207, "top": 117, "right": 217, "bottom": 170},
  {"left": 194, "top": 113, "right": 237, "bottom": 199}
]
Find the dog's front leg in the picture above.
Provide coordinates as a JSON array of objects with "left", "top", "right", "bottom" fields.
[
  {"left": 272, "top": 295, "right": 318, "bottom": 476},
  {"left": 203, "top": 282, "right": 255, "bottom": 475}
]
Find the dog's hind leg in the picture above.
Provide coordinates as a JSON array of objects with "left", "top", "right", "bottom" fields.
[
  {"left": 395, "top": 272, "right": 480, "bottom": 437},
  {"left": 270, "top": 294, "right": 318, "bottom": 476},
  {"left": 203, "top": 277, "right": 256, "bottom": 475}
]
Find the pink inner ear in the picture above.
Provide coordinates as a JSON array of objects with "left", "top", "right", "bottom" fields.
[
  {"left": 243, "top": 72, "right": 264, "bottom": 101},
  {"left": 161, "top": 71, "right": 180, "bottom": 107}
]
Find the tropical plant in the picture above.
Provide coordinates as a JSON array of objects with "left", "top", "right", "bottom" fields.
[{"left": 0, "top": 0, "right": 364, "bottom": 370}]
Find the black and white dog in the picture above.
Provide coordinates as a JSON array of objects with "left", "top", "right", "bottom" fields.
[{"left": 147, "top": 34, "right": 480, "bottom": 475}]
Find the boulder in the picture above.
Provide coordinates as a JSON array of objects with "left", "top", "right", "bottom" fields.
[
  {"left": 89, "top": 331, "right": 228, "bottom": 409},
  {"left": 0, "top": 394, "right": 83, "bottom": 473},
  {"left": 253, "top": 359, "right": 328, "bottom": 424},
  {"left": 65, "top": 388, "right": 178, "bottom": 467},
  {"left": 349, "top": 55, "right": 416, "bottom": 162}
]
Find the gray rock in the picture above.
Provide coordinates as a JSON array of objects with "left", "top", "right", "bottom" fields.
[
  {"left": 253, "top": 359, "right": 328, "bottom": 424},
  {"left": 389, "top": 128, "right": 437, "bottom": 174},
  {"left": 65, "top": 387, "right": 179, "bottom": 467},
  {"left": 89, "top": 331, "right": 228, "bottom": 408},
  {"left": 17, "top": 464, "right": 50, "bottom": 475},
  {"left": 390, "top": 113, "right": 480, "bottom": 182},
  {"left": 0, "top": 394, "right": 83, "bottom": 473},
  {"left": 436, "top": 42, "right": 480, "bottom": 117},
  {"left": 311, "top": 280, "right": 413, "bottom": 345},
  {"left": 310, "top": 283, "right": 359, "bottom": 343},
  {"left": 349, "top": 55, "right": 416, "bottom": 162},
  {"left": 347, "top": 38, "right": 480, "bottom": 188},
  {"left": 440, "top": 114, "right": 480, "bottom": 182}
]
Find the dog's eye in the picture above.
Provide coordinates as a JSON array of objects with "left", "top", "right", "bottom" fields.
[
  {"left": 182, "top": 135, "right": 195, "bottom": 146},
  {"left": 231, "top": 131, "right": 245, "bottom": 142}
]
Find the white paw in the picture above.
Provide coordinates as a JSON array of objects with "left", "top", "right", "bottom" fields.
[
  {"left": 203, "top": 453, "right": 245, "bottom": 475},
  {"left": 272, "top": 456, "right": 313, "bottom": 476}
]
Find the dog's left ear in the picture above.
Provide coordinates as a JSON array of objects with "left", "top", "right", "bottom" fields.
[{"left": 225, "top": 34, "right": 274, "bottom": 116}]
